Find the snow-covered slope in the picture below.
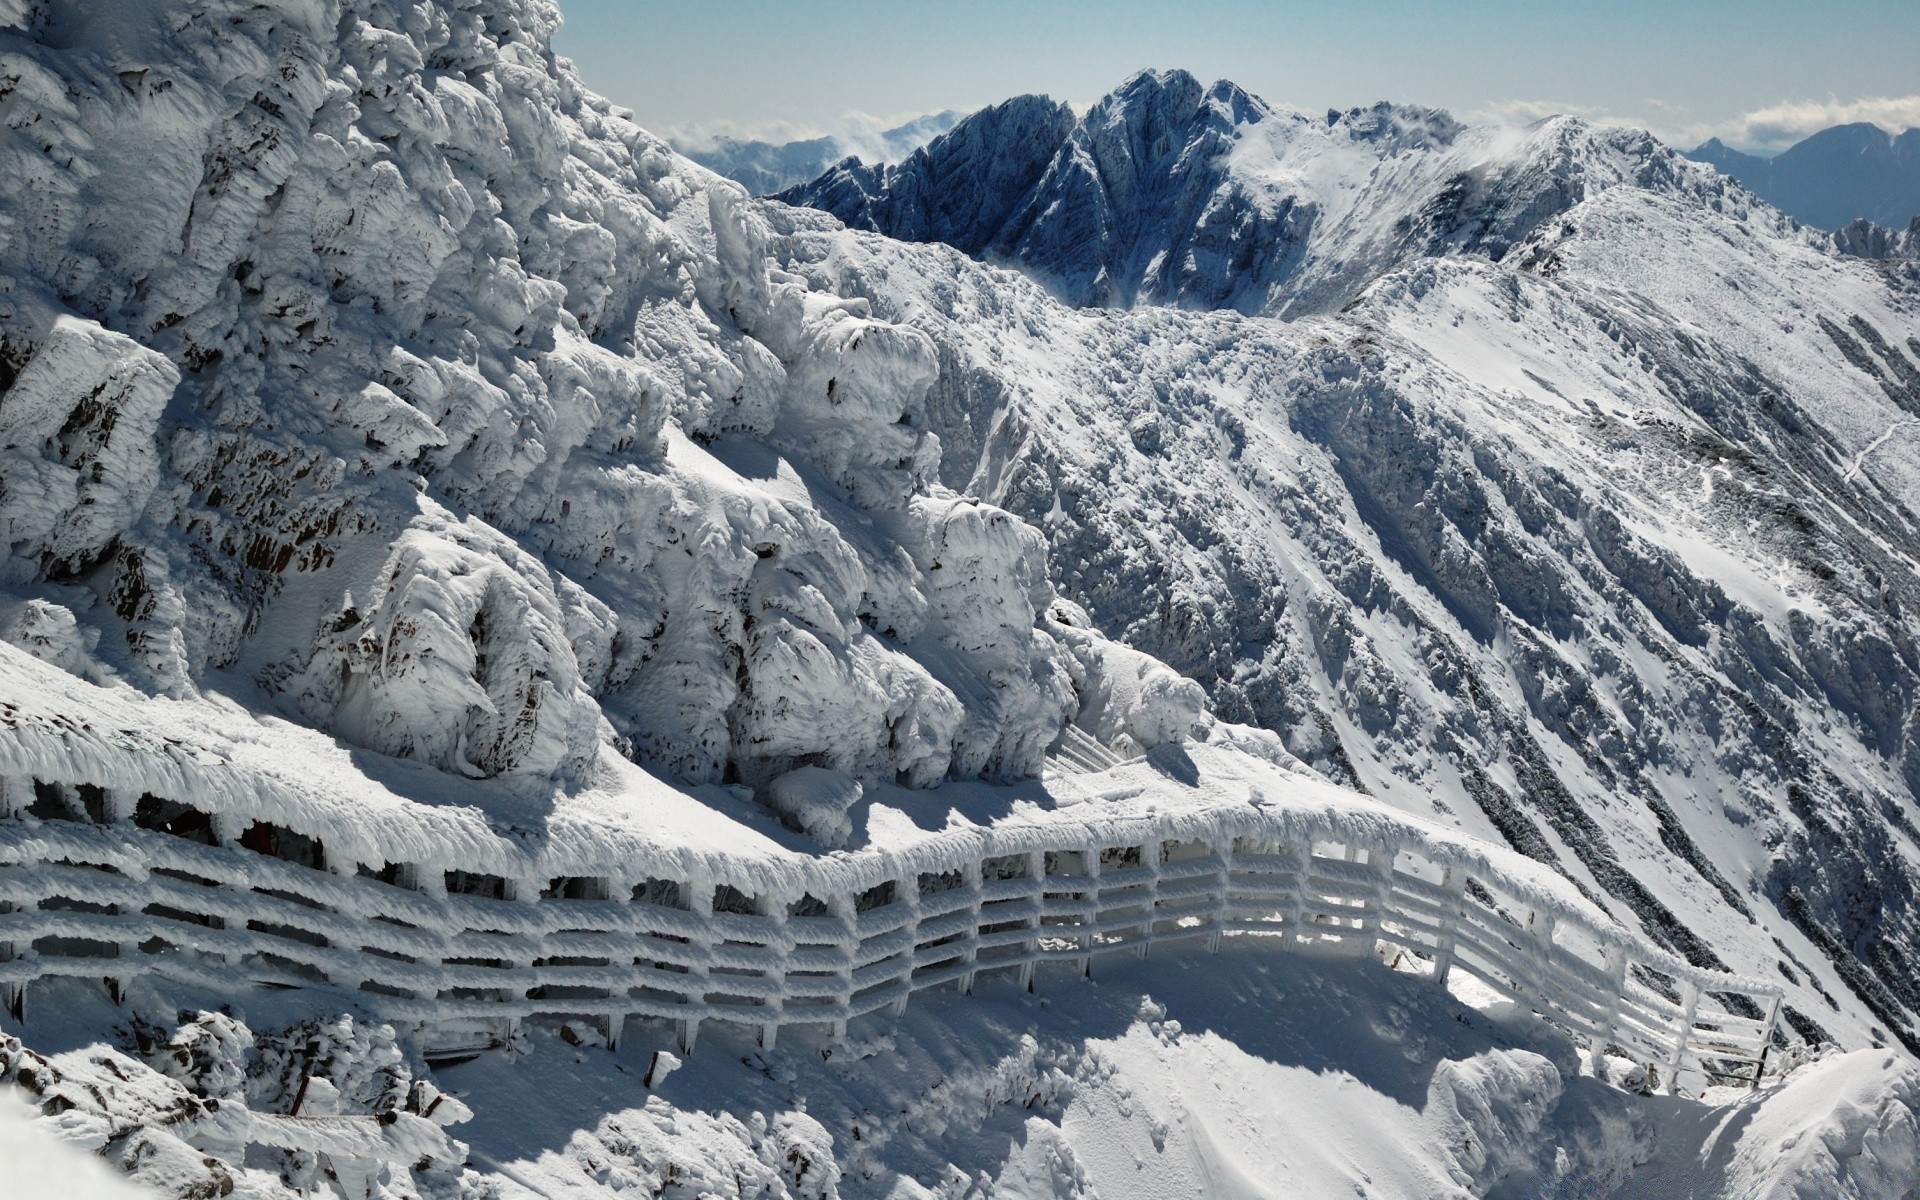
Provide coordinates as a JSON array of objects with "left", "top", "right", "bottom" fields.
[
  {"left": 0, "top": 0, "right": 1176, "bottom": 800},
  {"left": 782, "top": 68, "right": 1728, "bottom": 318},
  {"left": 1, "top": 1, "right": 1918, "bottom": 1196},
  {"left": 773, "top": 106, "right": 1920, "bottom": 1060}
]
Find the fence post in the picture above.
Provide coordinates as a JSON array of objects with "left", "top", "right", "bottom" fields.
[
  {"left": 1139, "top": 839, "right": 1162, "bottom": 960},
  {"left": 762, "top": 891, "right": 789, "bottom": 1048},
  {"left": 1208, "top": 837, "right": 1232, "bottom": 953},
  {"left": 1521, "top": 907, "right": 1556, "bottom": 1010},
  {"left": 891, "top": 873, "right": 920, "bottom": 1016},
  {"left": 680, "top": 880, "right": 714, "bottom": 1055},
  {"left": 1432, "top": 867, "right": 1465, "bottom": 984},
  {"left": 1, "top": 779, "right": 19, "bottom": 1022},
  {"left": 1589, "top": 944, "right": 1628, "bottom": 1075},
  {"left": 1020, "top": 850, "right": 1045, "bottom": 992},
  {"left": 1751, "top": 993, "right": 1783, "bottom": 1089},
  {"left": 828, "top": 891, "right": 856, "bottom": 1041},
  {"left": 1080, "top": 845, "right": 1101, "bottom": 977},
  {"left": 1358, "top": 844, "right": 1393, "bottom": 960},
  {"left": 960, "top": 860, "right": 984, "bottom": 993},
  {"left": 1663, "top": 981, "right": 1702, "bottom": 1096}
]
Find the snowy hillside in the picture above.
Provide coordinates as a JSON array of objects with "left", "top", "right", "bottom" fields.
[
  {"left": 1, "top": 1, "right": 1918, "bottom": 1197},
  {"left": 773, "top": 94, "right": 1920, "bottom": 1060}
]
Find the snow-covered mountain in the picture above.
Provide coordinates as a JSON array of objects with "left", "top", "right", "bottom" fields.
[
  {"left": 2, "top": 4, "right": 1920, "bottom": 1198},
  {"left": 782, "top": 68, "right": 1720, "bottom": 318},
  {"left": 677, "top": 110, "right": 962, "bottom": 196},
  {"left": 1688, "top": 123, "right": 1920, "bottom": 230},
  {"left": 774, "top": 73, "right": 1920, "bottom": 1059}
]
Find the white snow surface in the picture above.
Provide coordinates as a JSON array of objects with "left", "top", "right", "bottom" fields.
[{"left": 0, "top": 0, "right": 1918, "bottom": 1196}]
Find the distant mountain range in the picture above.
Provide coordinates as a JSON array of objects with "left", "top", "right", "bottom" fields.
[
  {"left": 1686, "top": 123, "right": 1920, "bottom": 230},
  {"left": 779, "top": 69, "right": 1701, "bottom": 317},
  {"left": 675, "top": 110, "right": 962, "bottom": 195}
]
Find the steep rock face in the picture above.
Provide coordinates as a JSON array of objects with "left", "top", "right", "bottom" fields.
[
  {"left": 772, "top": 151, "right": 1920, "bottom": 1050},
  {"left": 783, "top": 94, "right": 1077, "bottom": 256},
  {"left": 0, "top": 0, "right": 1175, "bottom": 805},
  {"left": 1690, "top": 124, "right": 1920, "bottom": 230},
  {"left": 782, "top": 69, "right": 1723, "bottom": 317}
]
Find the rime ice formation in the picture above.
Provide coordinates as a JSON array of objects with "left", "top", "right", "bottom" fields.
[
  {"left": 1, "top": 1, "right": 1919, "bottom": 1197},
  {"left": 0, "top": 0, "right": 1167, "bottom": 798}
]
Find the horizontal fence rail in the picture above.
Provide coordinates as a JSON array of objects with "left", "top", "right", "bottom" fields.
[{"left": 0, "top": 772, "right": 1782, "bottom": 1094}]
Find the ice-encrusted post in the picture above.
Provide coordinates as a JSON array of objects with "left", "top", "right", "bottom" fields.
[
  {"left": 681, "top": 881, "right": 714, "bottom": 1055},
  {"left": 1079, "top": 845, "right": 1101, "bottom": 978},
  {"left": 959, "top": 860, "right": 984, "bottom": 993},
  {"left": 1139, "top": 839, "right": 1163, "bottom": 960},
  {"left": 1275, "top": 840, "right": 1303, "bottom": 952},
  {"left": 1019, "top": 850, "right": 1045, "bottom": 992},
  {"left": 1431, "top": 867, "right": 1465, "bottom": 983},
  {"left": 829, "top": 891, "right": 856, "bottom": 1041},
  {"left": 1663, "top": 981, "right": 1702, "bottom": 1096},
  {"left": 0, "top": 781, "right": 15, "bottom": 1021},
  {"left": 1356, "top": 844, "right": 1392, "bottom": 960},
  {"left": 1523, "top": 907, "right": 1557, "bottom": 1005},
  {"left": 760, "top": 889, "right": 789, "bottom": 1050},
  {"left": 1751, "top": 993, "right": 1783, "bottom": 1089},
  {"left": 1207, "top": 839, "right": 1230, "bottom": 954},
  {"left": 891, "top": 873, "right": 919, "bottom": 1018},
  {"left": 1589, "top": 944, "right": 1629, "bottom": 1075}
]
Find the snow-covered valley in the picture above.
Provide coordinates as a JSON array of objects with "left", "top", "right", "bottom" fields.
[{"left": 2, "top": 0, "right": 1919, "bottom": 1196}]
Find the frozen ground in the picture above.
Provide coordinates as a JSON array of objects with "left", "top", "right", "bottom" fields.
[{"left": 5, "top": 942, "right": 1916, "bottom": 1199}]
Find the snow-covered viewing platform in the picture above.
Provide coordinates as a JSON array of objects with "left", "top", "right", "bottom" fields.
[{"left": 0, "top": 645, "right": 1779, "bottom": 1094}]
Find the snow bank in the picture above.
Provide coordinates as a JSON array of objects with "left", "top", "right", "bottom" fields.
[{"left": 1725, "top": 1050, "right": 1920, "bottom": 1199}]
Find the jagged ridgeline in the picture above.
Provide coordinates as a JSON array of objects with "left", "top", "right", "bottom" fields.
[{"left": 776, "top": 69, "right": 1920, "bottom": 1051}]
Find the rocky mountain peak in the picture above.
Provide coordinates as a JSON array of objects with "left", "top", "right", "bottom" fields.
[{"left": 783, "top": 72, "right": 1710, "bottom": 316}]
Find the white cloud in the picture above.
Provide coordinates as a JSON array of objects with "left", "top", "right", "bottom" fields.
[
  {"left": 663, "top": 108, "right": 965, "bottom": 158},
  {"left": 1471, "top": 94, "right": 1920, "bottom": 154},
  {"left": 1727, "top": 95, "right": 1920, "bottom": 148}
]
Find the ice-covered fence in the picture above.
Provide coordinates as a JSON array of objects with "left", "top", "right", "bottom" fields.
[{"left": 0, "top": 772, "right": 1781, "bottom": 1095}]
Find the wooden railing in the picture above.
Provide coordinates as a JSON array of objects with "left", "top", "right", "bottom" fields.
[{"left": 0, "top": 773, "right": 1783, "bottom": 1095}]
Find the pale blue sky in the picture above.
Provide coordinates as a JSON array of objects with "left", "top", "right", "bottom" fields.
[{"left": 551, "top": 0, "right": 1920, "bottom": 152}]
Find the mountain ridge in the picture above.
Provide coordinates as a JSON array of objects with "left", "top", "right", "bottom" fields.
[
  {"left": 781, "top": 68, "right": 1730, "bottom": 318},
  {"left": 1687, "top": 122, "right": 1920, "bottom": 230}
]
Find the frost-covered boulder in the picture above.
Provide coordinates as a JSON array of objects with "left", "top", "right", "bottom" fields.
[
  {"left": 1049, "top": 599, "right": 1206, "bottom": 752},
  {"left": 299, "top": 504, "right": 615, "bottom": 781},
  {"left": 1724, "top": 1050, "right": 1920, "bottom": 1199},
  {"left": 0, "top": 596, "right": 91, "bottom": 675},
  {"left": 765, "top": 765, "right": 864, "bottom": 848},
  {"left": 0, "top": 314, "right": 174, "bottom": 578}
]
